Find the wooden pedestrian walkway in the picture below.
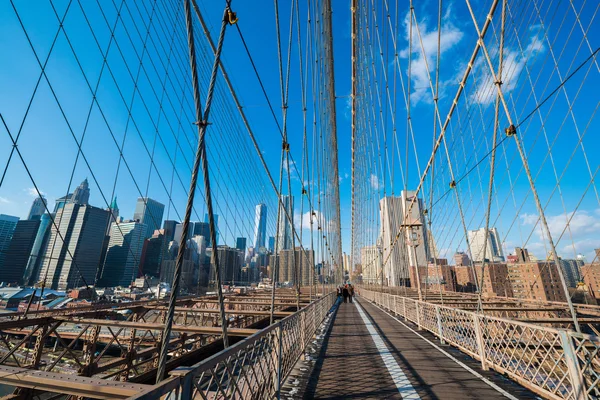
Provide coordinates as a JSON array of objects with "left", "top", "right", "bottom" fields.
[{"left": 295, "top": 296, "right": 537, "bottom": 399}]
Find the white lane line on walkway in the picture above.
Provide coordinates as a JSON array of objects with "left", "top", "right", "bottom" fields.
[
  {"left": 354, "top": 301, "right": 421, "bottom": 400},
  {"left": 363, "top": 299, "right": 519, "bottom": 400}
]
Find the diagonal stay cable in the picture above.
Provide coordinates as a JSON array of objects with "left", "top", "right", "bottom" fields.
[{"left": 156, "top": 0, "right": 233, "bottom": 383}]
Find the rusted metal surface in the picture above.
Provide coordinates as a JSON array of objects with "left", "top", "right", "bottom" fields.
[{"left": 0, "top": 290, "right": 318, "bottom": 398}]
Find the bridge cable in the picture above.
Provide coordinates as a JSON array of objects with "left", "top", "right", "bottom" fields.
[{"left": 156, "top": 0, "right": 232, "bottom": 383}]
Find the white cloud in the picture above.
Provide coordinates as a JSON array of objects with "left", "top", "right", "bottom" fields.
[
  {"left": 25, "top": 187, "right": 45, "bottom": 197},
  {"left": 520, "top": 208, "right": 600, "bottom": 261},
  {"left": 282, "top": 160, "right": 296, "bottom": 173},
  {"left": 0, "top": 197, "right": 10, "bottom": 204},
  {"left": 344, "top": 94, "right": 352, "bottom": 119},
  {"left": 400, "top": 10, "right": 464, "bottom": 105},
  {"left": 295, "top": 210, "right": 336, "bottom": 233},
  {"left": 471, "top": 26, "right": 545, "bottom": 105},
  {"left": 370, "top": 174, "right": 382, "bottom": 190}
]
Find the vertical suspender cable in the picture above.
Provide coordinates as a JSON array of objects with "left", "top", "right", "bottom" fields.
[
  {"left": 322, "top": 0, "right": 343, "bottom": 284},
  {"left": 351, "top": 0, "right": 357, "bottom": 290},
  {"left": 478, "top": 0, "right": 506, "bottom": 313}
]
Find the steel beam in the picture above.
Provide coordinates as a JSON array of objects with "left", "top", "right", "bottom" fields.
[{"left": 0, "top": 365, "right": 148, "bottom": 400}]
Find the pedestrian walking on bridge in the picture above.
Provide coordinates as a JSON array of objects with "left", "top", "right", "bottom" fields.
[
  {"left": 342, "top": 284, "right": 349, "bottom": 303},
  {"left": 348, "top": 283, "right": 354, "bottom": 303}
]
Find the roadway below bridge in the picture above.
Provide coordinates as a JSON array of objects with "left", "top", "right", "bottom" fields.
[{"left": 288, "top": 296, "right": 538, "bottom": 400}]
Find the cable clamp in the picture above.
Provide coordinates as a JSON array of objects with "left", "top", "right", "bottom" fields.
[
  {"left": 282, "top": 142, "right": 290, "bottom": 151},
  {"left": 505, "top": 124, "right": 516, "bottom": 136},
  {"left": 494, "top": 80, "right": 503, "bottom": 86},
  {"left": 449, "top": 180, "right": 456, "bottom": 189},
  {"left": 193, "top": 120, "right": 210, "bottom": 127},
  {"left": 302, "top": 188, "right": 307, "bottom": 195},
  {"left": 227, "top": 9, "right": 238, "bottom": 25}
]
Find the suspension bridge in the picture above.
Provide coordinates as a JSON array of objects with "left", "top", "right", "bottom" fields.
[{"left": 0, "top": 0, "right": 598, "bottom": 398}]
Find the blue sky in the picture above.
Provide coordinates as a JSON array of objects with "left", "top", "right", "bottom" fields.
[
  {"left": 0, "top": 0, "right": 353, "bottom": 260},
  {"left": 0, "top": 0, "right": 598, "bottom": 263}
]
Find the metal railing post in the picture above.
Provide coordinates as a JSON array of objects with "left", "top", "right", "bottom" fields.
[
  {"left": 472, "top": 314, "right": 488, "bottom": 370},
  {"left": 435, "top": 305, "right": 445, "bottom": 344},
  {"left": 403, "top": 297, "right": 407, "bottom": 319},
  {"left": 177, "top": 372, "right": 194, "bottom": 400},
  {"left": 559, "top": 331, "right": 585, "bottom": 400},
  {"left": 276, "top": 322, "right": 283, "bottom": 399},
  {"left": 394, "top": 296, "right": 397, "bottom": 315},
  {"left": 415, "top": 301, "right": 422, "bottom": 330},
  {"left": 300, "top": 311, "right": 306, "bottom": 359}
]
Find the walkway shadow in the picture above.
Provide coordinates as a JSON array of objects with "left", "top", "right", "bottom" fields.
[
  {"left": 356, "top": 299, "right": 438, "bottom": 399},
  {"left": 302, "top": 297, "right": 342, "bottom": 399},
  {"left": 303, "top": 300, "right": 402, "bottom": 399}
]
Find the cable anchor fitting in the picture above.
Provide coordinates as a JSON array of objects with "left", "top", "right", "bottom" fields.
[
  {"left": 226, "top": 9, "right": 238, "bottom": 25},
  {"left": 505, "top": 124, "right": 516, "bottom": 137}
]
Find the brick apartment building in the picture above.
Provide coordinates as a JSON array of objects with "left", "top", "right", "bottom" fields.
[{"left": 508, "top": 261, "right": 567, "bottom": 302}]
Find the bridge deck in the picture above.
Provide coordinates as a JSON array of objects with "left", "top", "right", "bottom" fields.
[{"left": 298, "top": 296, "right": 537, "bottom": 400}]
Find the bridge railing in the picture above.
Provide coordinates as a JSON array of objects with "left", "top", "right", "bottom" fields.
[
  {"left": 360, "top": 288, "right": 599, "bottom": 400},
  {"left": 133, "top": 292, "right": 336, "bottom": 400}
]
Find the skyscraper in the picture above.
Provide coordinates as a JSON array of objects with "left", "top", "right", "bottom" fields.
[
  {"left": 53, "top": 193, "right": 73, "bottom": 213},
  {"left": 236, "top": 237, "right": 247, "bottom": 253},
  {"left": 140, "top": 230, "right": 165, "bottom": 278},
  {"left": 193, "top": 222, "right": 210, "bottom": 241},
  {"left": 204, "top": 213, "right": 219, "bottom": 246},
  {"left": 70, "top": 178, "right": 91, "bottom": 205},
  {"left": 343, "top": 252, "right": 351, "bottom": 274},
  {"left": 379, "top": 196, "right": 408, "bottom": 286},
  {"left": 278, "top": 249, "right": 294, "bottom": 283},
  {"left": 0, "top": 214, "right": 19, "bottom": 272},
  {"left": 268, "top": 236, "right": 275, "bottom": 252},
  {"left": 133, "top": 197, "right": 165, "bottom": 239},
  {"left": 297, "top": 247, "right": 315, "bottom": 286},
  {"left": 559, "top": 258, "right": 584, "bottom": 288},
  {"left": 162, "top": 220, "right": 178, "bottom": 243},
  {"left": 361, "top": 245, "right": 382, "bottom": 284},
  {"left": 174, "top": 223, "right": 193, "bottom": 245},
  {"left": 276, "top": 247, "right": 313, "bottom": 285},
  {"left": 38, "top": 204, "right": 110, "bottom": 289},
  {"left": 276, "top": 196, "right": 293, "bottom": 253},
  {"left": 0, "top": 219, "right": 40, "bottom": 285},
  {"left": 24, "top": 213, "right": 53, "bottom": 286},
  {"left": 108, "top": 196, "right": 119, "bottom": 223},
  {"left": 400, "top": 191, "right": 431, "bottom": 269},
  {"left": 253, "top": 203, "right": 267, "bottom": 250},
  {"left": 468, "top": 227, "right": 504, "bottom": 262},
  {"left": 378, "top": 192, "right": 430, "bottom": 287},
  {"left": 208, "top": 246, "right": 242, "bottom": 285},
  {"left": 100, "top": 220, "right": 147, "bottom": 287},
  {"left": 27, "top": 196, "right": 47, "bottom": 220}
]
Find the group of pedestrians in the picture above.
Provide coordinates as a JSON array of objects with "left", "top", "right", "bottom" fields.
[{"left": 337, "top": 282, "right": 355, "bottom": 303}]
